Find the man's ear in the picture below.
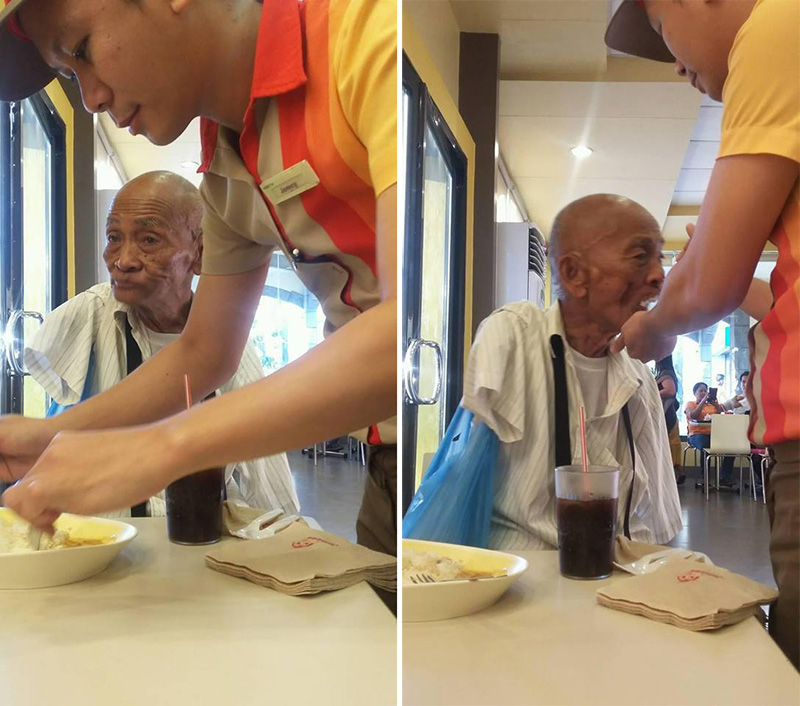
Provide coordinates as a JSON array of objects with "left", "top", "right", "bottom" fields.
[
  {"left": 192, "top": 234, "right": 203, "bottom": 276},
  {"left": 557, "top": 253, "right": 589, "bottom": 299}
]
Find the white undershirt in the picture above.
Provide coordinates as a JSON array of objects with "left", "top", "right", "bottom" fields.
[
  {"left": 145, "top": 328, "right": 180, "bottom": 355},
  {"left": 570, "top": 348, "right": 610, "bottom": 419}
]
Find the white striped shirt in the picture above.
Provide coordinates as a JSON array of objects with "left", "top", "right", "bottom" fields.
[
  {"left": 24, "top": 283, "right": 300, "bottom": 518},
  {"left": 463, "top": 301, "right": 683, "bottom": 552}
]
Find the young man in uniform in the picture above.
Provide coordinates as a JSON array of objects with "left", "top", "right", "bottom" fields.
[
  {"left": 606, "top": 0, "right": 799, "bottom": 667},
  {"left": 0, "top": 0, "right": 398, "bottom": 582}
]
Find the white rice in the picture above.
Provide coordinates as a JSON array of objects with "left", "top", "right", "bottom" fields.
[
  {"left": 402, "top": 549, "right": 466, "bottom": 584},
  {"left": 0, "top": 516, "right": 69, "bottom": 554}
]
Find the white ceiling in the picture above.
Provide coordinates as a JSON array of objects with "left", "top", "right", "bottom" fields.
[
  {"left": 499, "top": 80, "right": 703, "bottom": 236},
  {"left": 448, "top": 0, "right": 725, "bottom": 245},
  {"left": 98, "top": 114, "right": 203, "bottom": 187}
]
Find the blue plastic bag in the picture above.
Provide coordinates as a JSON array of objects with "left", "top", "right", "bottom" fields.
[
  {"left": 402, "top": 406, "right": 500, "bottom": 548},
  {"left": 46, "top": 350, "right": 95, "bottom": 417}
]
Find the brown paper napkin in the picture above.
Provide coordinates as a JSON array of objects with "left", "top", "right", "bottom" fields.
[
  {"left": 596, "top": 558, "right": 777, "bottom": 631},
  {"left": 206, "top": 523, "right": 397, "bottom": 595}
]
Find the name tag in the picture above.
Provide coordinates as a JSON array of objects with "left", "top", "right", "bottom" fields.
[{"left": 260, "top": 160, "right": 320, "bottom": 205}]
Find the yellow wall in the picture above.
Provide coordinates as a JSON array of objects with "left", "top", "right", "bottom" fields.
[{"left": 44, "top": 81, "right": 76, "bottom": 298}]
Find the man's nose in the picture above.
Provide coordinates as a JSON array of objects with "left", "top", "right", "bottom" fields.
[
  {"left": 647, "top": 261, "right": 665, "bottom": 290},
  {"left": 76, "top": 70, "right": 112, "bottom": 115},
  {"left": 115, "top": 242, "right": 142, "bottom": 271},
  {"left": 674, "top": 61, "right": 687, "bottom": 78}
]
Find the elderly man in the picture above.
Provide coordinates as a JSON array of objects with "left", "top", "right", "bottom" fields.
[
  {"left": 24, "top": 171, "right": 299, "bottom": 517},
  {"left": 463, "top": 194, "right": 682, "bottom": 550}
]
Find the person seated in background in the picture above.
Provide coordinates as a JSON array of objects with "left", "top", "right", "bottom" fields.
[
  {"left": 684, "top": 381, "right": 735, "bottom": 489},
  {"left": 721, "top": 371, "right": 751, "bottom": 415},
  {"left": 24, "top": 171, "right": 300, "bottom": 518},
  {"left": 462, "top": 194, "right": 682, "bottom": 551}
]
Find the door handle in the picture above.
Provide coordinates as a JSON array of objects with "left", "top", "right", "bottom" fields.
[
  {"left": 403, "top": 338, "right": 443, "bottom": 405},
  {"left": 4, "top": 309, "right": 43, "bottom": 376}
]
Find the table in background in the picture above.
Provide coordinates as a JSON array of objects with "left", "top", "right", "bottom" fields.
[
  {"left": 404, "top": 550, "right": 799, "bottom": 705},
  {"left": 0, "top": 519, "right": 396, "bottom": 706}
]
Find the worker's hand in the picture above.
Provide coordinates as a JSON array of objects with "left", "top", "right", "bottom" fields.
[
  {"left": 2, "top": 425, "right": 180, "bottom": 532},
  {"left": 0, "top": 415, "right": 58, "bottom": 483},
  {"left": 610, "top": 310, "right": 677, "bottom": 363},
  {"left": 675, "top": 223, "right": 695, "bottom": 263}
]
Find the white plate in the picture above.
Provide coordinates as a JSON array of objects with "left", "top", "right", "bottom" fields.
[
  {"left": 402, "top": 539, "right": 528, "bottom": 622},
  {"left": 0, "top": 508, "right": 137, "bottom": 589}
]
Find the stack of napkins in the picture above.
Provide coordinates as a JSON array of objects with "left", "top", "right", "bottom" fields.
[
  {"left": 596, "top": 558, "right": 778, "bottom": 631},
  {"left": 205, "top": 523, "right": 396, "bottom": 596}
]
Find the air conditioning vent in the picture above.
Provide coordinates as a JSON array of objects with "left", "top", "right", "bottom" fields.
[{"left": 528, "top": 227, "right": 547, "bottom": 278}]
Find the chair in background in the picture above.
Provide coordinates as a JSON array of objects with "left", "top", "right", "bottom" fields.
[
  {"left": 750, "top": 447, "right": 768, "bottom": 504},
  {"left": 704, "top": 415, "right": 751, "bottom": 501}
]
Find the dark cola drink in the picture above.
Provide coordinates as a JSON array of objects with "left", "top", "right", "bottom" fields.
[
  {"left": 165, "top": 467, "right": 225, "bottom": 545},
  {"left": 556, "top": 497, "right": 618, "bottom": 579}
]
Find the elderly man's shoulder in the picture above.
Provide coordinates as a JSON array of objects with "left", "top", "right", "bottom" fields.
[
  {"left": 50, "top": 282, "right": 116, "bottom": 316},
  {"left": 482, "top": 300, "right": 546, "bottom": 330}
]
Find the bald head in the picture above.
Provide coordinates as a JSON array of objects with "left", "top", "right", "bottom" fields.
[
  {"left": 549, "top": 195, "right": 660, "bottom": 265},
  {"left": 112, "top": 171, "right": 203, "bottom": 242}
]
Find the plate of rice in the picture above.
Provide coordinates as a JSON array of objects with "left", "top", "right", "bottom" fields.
[
  {"left": 403, "top": 539, "right": 528, "bottom": 622},
  {"left": 0, "top": 508, "right": 137, "bottom": 589}
]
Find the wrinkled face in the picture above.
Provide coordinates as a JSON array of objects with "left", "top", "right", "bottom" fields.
[
  {"left": 643, "top": 0, "right": 730, "bottom": 101},
  {"left": 18, "top": 0, "right": 203, "bottom": 145},
  {"left": 695, "top": 383, "right": 709, "bottom": 402},
  {"left": 577, "top": 220, "right": 665, "bottom": 336},
  {"left": 103, "top": 187, "right": 200, "bottom": 311}
]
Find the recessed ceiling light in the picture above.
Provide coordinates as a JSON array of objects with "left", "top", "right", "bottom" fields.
[
  {"left": 570, "top": 145, "right": 593, "bottom": 159},
  {"left": 180, "top": 160, "right": 201, "bottom": 170}
]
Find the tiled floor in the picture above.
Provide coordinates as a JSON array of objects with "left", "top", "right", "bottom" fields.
[
  {"left": 289, "top": 448, "right": 367, "bottom": 543},
  {"left": 668, "top": 463, "right": 774, "bottom": 588}
]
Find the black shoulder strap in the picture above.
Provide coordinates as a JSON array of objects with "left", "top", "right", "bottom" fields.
[
  {"left": 621, "top": 403, "right": 635, "bottom": 540},
  {"left": 125, "top": 318, "right": 148, "bottom": 518},
  {"left": 550, "top": 335, "right": 572, "bottom": 467}
]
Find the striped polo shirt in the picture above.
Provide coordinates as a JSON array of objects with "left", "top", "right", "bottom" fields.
[
  {"left": 719, "top": 0, "right": 800, "bottom": 446},
  {"left": 197, "top": 0, "right": 397, "bottom": 444}
]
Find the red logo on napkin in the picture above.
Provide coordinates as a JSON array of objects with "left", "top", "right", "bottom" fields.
[
  {"left": 677, "top": 569, "right": 721, "bottom": 583},
  {"left": 291, "top": 536, "right": 338, "bottom": 549}
]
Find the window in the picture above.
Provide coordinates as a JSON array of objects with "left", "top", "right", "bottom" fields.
[{"left": 249, "top": 251, "right": 324, "bottom": 375}]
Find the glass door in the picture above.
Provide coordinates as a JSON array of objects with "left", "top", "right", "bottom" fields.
[
  {"left": 0, "top": 95, "right": 68, "bottom": 418},
  {"left": 402, "top": 56, "right": 467, "bottom": 513}
]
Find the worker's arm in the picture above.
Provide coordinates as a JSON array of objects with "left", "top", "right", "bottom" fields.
[
  {"left": 612, "top": 153, "right": 798, "bottom": 362},
  {"left": 0, "top": 261, "right": 270, "bottom": 482}
]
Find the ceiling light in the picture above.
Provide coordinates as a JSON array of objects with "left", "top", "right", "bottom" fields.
[
  {"left": 180, "top": 160, "right": 201, "bottom": 170},
  {"left": 570, "top": 145, "right": 593, "bottom": 159}
]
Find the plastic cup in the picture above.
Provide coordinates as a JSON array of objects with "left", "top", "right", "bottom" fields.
[
  {"left": 554, "top": 465, "right": 620, "bottom": 580},
  {"left": 165, "top": 467, "right": 225, "bottom": 545}
]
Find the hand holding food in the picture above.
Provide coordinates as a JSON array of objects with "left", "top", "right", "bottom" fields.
[
  {"left": 2, "top": 425, "right": 180, "bottom": 532},
  {"left": 610, "top": 311, "right": 677, "bottom": 363}
]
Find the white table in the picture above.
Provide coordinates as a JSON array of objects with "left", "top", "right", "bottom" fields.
[
  {"left": 0, "top": 519, "right": 396, "bottom": 705},
  {"left": 403, "top": 551, "right": 800, "bottom": 705}
]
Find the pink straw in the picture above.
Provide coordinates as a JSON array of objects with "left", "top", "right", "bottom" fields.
[
  {"left": 579, "top": 406, "right": 589, "bottom": 473},
  {"left": 184, "top": 374, "right": 193, "bottom": 411}
]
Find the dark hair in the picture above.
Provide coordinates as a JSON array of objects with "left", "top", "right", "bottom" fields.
[
  {"left": 692, "top": 381, "right": 707, "bottom": 395},
  {"left": 739, "top": 370, "right": 750, "bottom": 383},
  {"left": 655, "top": 355, "right": 675, "bottom": 377}
]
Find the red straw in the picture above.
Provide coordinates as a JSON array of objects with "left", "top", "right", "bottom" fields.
[
  {"left": 184, "top": 374, "right": 193, "bottom": 411},
  {"left": 579, "top": 406, "right": 589, "bottom": 472}
]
